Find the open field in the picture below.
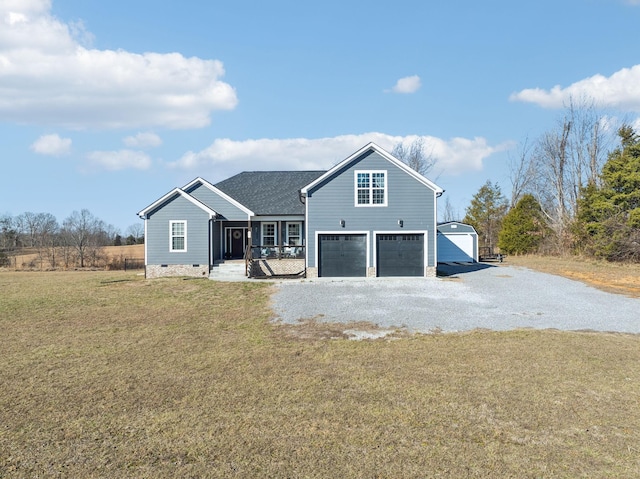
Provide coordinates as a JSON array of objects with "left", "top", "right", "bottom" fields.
[
  {"left": 1, "top": 269, "right": 640, "bottom": 477},
  {"left": 5, "top": 244, "right": 144, "bottom": 271}
]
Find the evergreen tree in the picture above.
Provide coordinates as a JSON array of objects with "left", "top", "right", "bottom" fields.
[
  {"left": 574, "top": 125, "right": 640, "bottom": 261},
  {"left": 463, "top": 181, "right": 508, "bottom": 251},
  {"left": 498, "top": 194, "right": 548, "bottom": 255}
]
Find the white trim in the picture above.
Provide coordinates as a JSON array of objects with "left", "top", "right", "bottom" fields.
[
  {"left": 373, "top": 230, "right": 428, "bottom": 277},
  {"left": 436, "top": 221, "right": 479, "bottom": 234},
  {"left": 138, "top": 188, "right": 217, "bottom": 218},
  {"left": 224, "top": 226, "right": 248, "bottom": 257},
  {"left": 301, "top": 142, "right": 443, "bottom": 195},
  {"left": 261, "top": 222, "right": 277, "bottom": 246},
  {"left": 170, "top": 220, "right": 187, "bottom": 252},
  {"left": 143, "top": 218, "right": 148, "bottom": 266},
  {"left": 314, "top": 230, "right": 370, "bottom": 273},
  {"left": 182, "top": 177, "right": 254, "bottom": 217},
  {"left": 286, "top": 221, "right": 302, "bottom": 245},
  {"left": 209, "top": 219, "right": 213, "bottom": 266},
  {"left": 433, "top": 192, "right": 438, "bottom": 266},
  {"left": 354, "top": 170, "right": 388, "bottom": 207},
  {"left": 305, "top": 197, "right": 309, "bottom": 267},
  {"left": 437, "top": 231, "right": 479, "bottom": 262}
]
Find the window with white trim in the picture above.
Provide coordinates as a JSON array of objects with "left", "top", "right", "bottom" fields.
[
  {"left": 355, "top": 170, "right": 387, "bottom": 206},
  {"left": 170, "top": 220, "right": 187, "bottom": 252},
  {"left": 286, "top": 222, "right": 301, "bottom": 245},
  {"left": 262, "top": 222, "right": 276, "bottom": 246}
]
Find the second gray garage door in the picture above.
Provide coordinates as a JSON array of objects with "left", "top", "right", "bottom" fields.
[
  {"left": 318, "top": 234, "right": 366, "bottom": 277},
  {"left": 377, "top": 234, "right": 424, "bottom": 277}
]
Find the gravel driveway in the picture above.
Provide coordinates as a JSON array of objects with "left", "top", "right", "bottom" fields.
[{"left": 271, "top": 263, "right": 640, "bottom": 334}]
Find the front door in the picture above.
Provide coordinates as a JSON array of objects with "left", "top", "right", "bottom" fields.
[{"left": 228, "top": 228, "right": 247, "bottom": 259}]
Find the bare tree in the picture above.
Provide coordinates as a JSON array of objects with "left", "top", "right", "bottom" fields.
[
  {"left": 508, "top": 137, "right": 535, "bottom": 208},
  {"left": 62, "top": 209, "right": 104, "bottom": 268},
  {"left": 528, "top": 98, "right": 616, "bottom": 253},
  {"left": 15, "top": 212, "right": 39, "bottom": 248},
  {"left": 125, "top": 223, "right": 144, "bottom": 244},
  {"left": 392, "top": 137, "right": 437, "bottom": 177},
  {"left": 441, "top": 196, "right": 459, "bottom": 223},
  {"left": 32, "top": 213, "right": 59, "bottom": 269}
]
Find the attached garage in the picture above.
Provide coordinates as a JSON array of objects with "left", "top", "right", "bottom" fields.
[
  {"left": 376, "top": 233, "right": 424, "bottom": 277},
  {"left": 318, "top": 234, "right": 366, "bottom": 277},
  {"left": 437, "top": 222, "right": 478, "bottom": 263}
]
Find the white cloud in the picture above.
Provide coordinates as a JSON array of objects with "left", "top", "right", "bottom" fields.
[
  {"left": 30, "top": 133, "right": 71, "bottom": 156},
  {"left": 389, "top": 75, "right": 422, "bottom": 94},
  {"left": 123, "top": 132, "right": 162, "bottom": 149},
  {"left": 510, "top": 65, "right": 640, "bottom": 111},
  {"left": 169, "top": 133, "right": 509, "bottom": 179},
  {"left": 87, "top": 150, "right": 152, "bottom": 171},
  {"left": 0, "top": 0, "right": 237, "bottom": 130}
]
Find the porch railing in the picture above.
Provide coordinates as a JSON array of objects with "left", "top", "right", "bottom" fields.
[
  {"left": 250, "top": 245, "right": 305, "bottom": 260},
  {"left": 244, "top": 245, "right": 306, "bottom": 277}
]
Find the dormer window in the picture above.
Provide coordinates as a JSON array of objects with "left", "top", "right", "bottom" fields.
[{"left": 355, "top": 170, "right": 387, "bottom": 207}]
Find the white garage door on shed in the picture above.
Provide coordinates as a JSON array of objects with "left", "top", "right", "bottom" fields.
[{"left": 437, "top": 222, "right": 478, "bottom": 263}]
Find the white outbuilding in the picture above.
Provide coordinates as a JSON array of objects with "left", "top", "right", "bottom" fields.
[{"left": 437, "top": 222, "right": 478, "bottom": 263}]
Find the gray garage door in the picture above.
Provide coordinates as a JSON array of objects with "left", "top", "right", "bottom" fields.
[
  {"left": 318, "top": 234, "right": 366, "bottom": 277},
  {"left": 377, "top": 234, "right": 424, "bottom": 277}
]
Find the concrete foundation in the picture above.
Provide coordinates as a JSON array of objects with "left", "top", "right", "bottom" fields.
[{"left": 146, "top": 264, "right": 209, "bottom": 279}]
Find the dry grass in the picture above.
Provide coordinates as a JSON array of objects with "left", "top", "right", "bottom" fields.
[
  {"left": 6, "top": 245, "right": 144, "bottom": 271},
  {"left": 1, "top": 270, "right": 640, "bottom": 478},
  {"left": 506, "top": 255, "right": 640, "bottom": 298}
]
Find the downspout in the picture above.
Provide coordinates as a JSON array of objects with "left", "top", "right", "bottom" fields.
[
  {"left": 140, "top": 214, "right": 148, "bottom": 278},
  {"left": 209, "top": 215, "right": 215, "bottom": 272},
  {"left": 301, "top": 190, "right": 308, "bottom": 277},
  {"left": 246, "top": 215, "right": 252, "bottom": 277},
  {"left": 434, "top": 190, "right": 445, "bottom": 274}
]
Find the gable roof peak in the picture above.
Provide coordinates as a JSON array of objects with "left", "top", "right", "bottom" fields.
[
  {"left": 137, "top": 186, "right": 217, "bottom": 218},
  {"left": 301, "top": 142, "right": 444, "bottom": 194}
]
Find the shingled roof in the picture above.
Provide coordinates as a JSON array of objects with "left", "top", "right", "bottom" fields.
[{"left": 214, "top": 171, "right": 326, "bottom": 215}]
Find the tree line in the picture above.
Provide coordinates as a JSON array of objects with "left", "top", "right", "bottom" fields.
[
  {"left": 462, "top": 100, "right": 640, "bottom": 262},
  {"left": 0, "top": 209, "right": 143, "bottom": 268}
]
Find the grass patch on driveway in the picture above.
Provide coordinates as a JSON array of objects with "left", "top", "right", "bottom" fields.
[{"left": 1, "top": 271, "right": 639, "bottom": 478}]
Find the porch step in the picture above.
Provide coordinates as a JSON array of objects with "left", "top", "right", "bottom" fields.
[{"left": 209, "top": 260, "right": 249, "bottom": 281}]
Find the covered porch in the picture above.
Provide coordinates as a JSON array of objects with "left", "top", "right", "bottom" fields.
[{"left": 212, "top": 217, "right": 306, "bottom": 278}]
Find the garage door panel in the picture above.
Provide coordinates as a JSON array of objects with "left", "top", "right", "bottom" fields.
[
  {"left": 319, "top": 234, "right": 366, "bottom": 277},
  {"left": 377, "top": 234, "right": 424, "bottom": 277},
  {"left": 438, "top": 234, "right": 474, "bottom": 262}
]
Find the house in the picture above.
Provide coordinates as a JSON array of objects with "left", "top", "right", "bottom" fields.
[
  {"left": 437, "top": 222, "right": 479, "bottom": 263},
  {"left": 137, "top": 143, "right": 444, "bottom": 279}
]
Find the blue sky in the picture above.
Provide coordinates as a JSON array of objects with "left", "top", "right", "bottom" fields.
[{"left": 2, "top": 0, "right": 640, "bottom": 233}]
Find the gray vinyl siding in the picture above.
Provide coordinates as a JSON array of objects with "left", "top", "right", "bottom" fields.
[
  {"left": 145, "top": 193, "right": 211, "bottom": 266},
  {"left": 307, "top": 150, "right": 438, "bottom": 268},
  {"left": 185, "top": 183, "right": 249, "bottom": 221}
]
